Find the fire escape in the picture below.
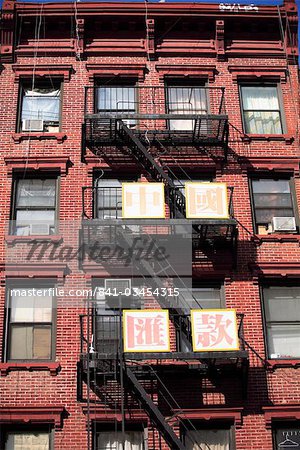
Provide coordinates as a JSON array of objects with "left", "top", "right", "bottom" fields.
[{"left": 79, "top": 85, "right": 247, "bottom": 449}]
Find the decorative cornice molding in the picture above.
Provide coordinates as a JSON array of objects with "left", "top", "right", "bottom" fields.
[
  {"left": 4, "top": 263, "right": 68, "bottom": 280},
  {"left": 0, "top": 406, "right": 66, "bottom": 429},
  {"left": 173, "top": 407, "right": 243, "bottom": 428},
  {"left": 5, "top": 156, "right": 71, "bottom": 176},
  {"left": 263, "top": 405, "right": 300, "bottom": 428},
  {"left": 155, "top": 64, "right": 217, "bottom": 82},
  {"left": 12, "top": 64, "right": 74, "bottom": 82},
  {"left": 228, "top": 65, "right": 288, "bottom": 83},
  {"left": 86, "top": 63, "right": 147, "bottom": 82},
  {"left": 238, "top": 156, "right": 300, "bottom": 177},
  {"left": 249, "top": 262, "right": 300, "bottom": 278}
]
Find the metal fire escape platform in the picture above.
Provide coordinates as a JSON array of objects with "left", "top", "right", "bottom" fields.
[{"left": 83, "top": 85, "right": 229, "bottom": 161}]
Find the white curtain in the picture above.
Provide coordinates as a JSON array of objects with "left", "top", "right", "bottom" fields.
[
  {"left": 185, "top": 429, "right": 230, "bottom": 450},
  {"left": 242, "top": 86, "right": 281, "bottom": 134},
  {"left": 97, "top": 431, "right": 145, "bottom": 450},
  {"left": 6, "top": 432, "right": 50, "bottom": 449},
  {"left": 168, "top": 87, "right": 207, "bottom": 131},
  {"left": 22, "top": 88, "right": 60, "bottom": 121}
]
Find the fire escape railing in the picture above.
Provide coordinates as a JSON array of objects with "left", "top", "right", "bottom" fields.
[
  {"left": 83, "top": 85, "right": 228, "bottom": 151},
  {"left": 79, "top": 312, "right": 247, "bottom": 361},
  {"left": 82, "top": 185, "right": 235, "bottom": 221}
]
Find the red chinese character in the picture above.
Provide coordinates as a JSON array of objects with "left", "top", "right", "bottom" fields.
[
  {"left": 127, "top": 315, "right": 166, "bottom": 349},
  {"left": 196, "top": 313, "right": 234, "bottom": 348}
]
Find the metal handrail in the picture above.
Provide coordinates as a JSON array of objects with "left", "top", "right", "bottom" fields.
[
  {"left": 79, "top": 311, "right": 245, "bottom": 355},
  {"left": 82, "top": 185, "right": 235, "bottom": 219}
]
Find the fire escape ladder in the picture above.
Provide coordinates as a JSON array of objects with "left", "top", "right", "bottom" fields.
[
  {"left": 124, "top": 366, "right": 186, "bottom": 450},
  {"left": 115, "top": 227, "right": 192, "bottom": 346},
  {"left": 117, "top": 121, "right": 186, "bottom": 218}
]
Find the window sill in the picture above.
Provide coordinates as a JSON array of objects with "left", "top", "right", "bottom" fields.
[
  {"left": 5, "top": 234, "right": 63, "bottom": 245},
  {"left": 0, "top": 362, "right": 61, "bottom": 376},
  {"left": 12, "top": 133, "right": 66, "bottom": 144},
  {"left": 267, "top": 359, "right": 300, "bottom": 369},
  {"left": 241, "top": 134, "right": 294, "bottom": 144},
  {"left": 251, "top": 234, "right": 300, "bottom": 244}
]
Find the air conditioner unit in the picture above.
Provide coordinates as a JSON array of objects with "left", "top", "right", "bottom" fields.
[
  {"left": 29, "top": 223, "right": 50, "bottom": 235},
  {"left": 104, "top": 278, "right": 131, "bottom": 296},
  {"left": 22, "top": 119, "right": 44, "bottom": 132},
  {"left": 272, "top": 216, "right": 296, "bottom": 232}
]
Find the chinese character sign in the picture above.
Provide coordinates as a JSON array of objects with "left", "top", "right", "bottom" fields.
[
  {"left": 191, "top": 309, "right": 239, "bottom": 352},
  {"left": 185, "top": 182, "right": 229, "bottom": 219},
  {"left": 123, "top": 310, "right": 170, "bottom": 352},
  {"left": 122, "top": 183, "right": 165, "bottom": 219}
]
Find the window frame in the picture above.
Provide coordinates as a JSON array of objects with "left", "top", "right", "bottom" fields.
[
  {"left": 239, "top": 82, "right": 286, "bottom": 135},
  {"left": 261, "top": 283, "right": 300, "bottom": 360},
  {"left": 10, "top": 174, "right": 60, "bottom": 236},
  {"left": 4, "top": 281, "right": 57, "bottom": 363},
  {"left": 181, "top": 421, "right": 235, "bottom": 450},
  {"left": 249, "top": 175, "right": 299, "bottom": 234},
  {"left": 1, "top": 426, "right": 54, "bottom": 450},
  {"left": 17, "top": 79, "right": 63, "bottom": 133},
  {"left": 94, "top": 81, "right": 137, "bottom": 115},
  {"left": 93, "top": 173, "right": 138, "bottom": 219},
  {"left": 272, "top": 423, "right": 300, "bottom": 449},
  {"left": 93, "top": 422, "right": 147, "bottom": 450},
  {"left": 165, "top": 81, "right": 209, "bottom": 132}
]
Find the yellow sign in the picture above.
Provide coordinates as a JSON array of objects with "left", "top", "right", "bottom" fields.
[
  {"left": 185, "top": 182, "right": 229, "bottom": 219},
  {"left": 122, "top": 183, "right": 165, "bottom": 219},
  {"left": 123, "top": 310, "right": 170, "bottom": 352},
  {"left": 191, "top": 309, "right": 239, "bottom": 352}
]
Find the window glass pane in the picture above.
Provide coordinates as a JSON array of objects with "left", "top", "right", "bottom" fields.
[
  {"left": 11, "top": 292, "right": 52, "bottom": 323},
  {"left": 15, "top": 210, "right": 55, "bottom": 235},
  {"left": 185, "top": 429, "right": 230, "bottom": 450},
  {"left": 22, "top": 88, "right": 60, "bottom": 122},
  {"left": 98, "top": 87, "right": 135, "bottom": 111},
  {"left": 16, "top": 179, "right": 56, "bottom": 207},
  {"left": 274, "top": 427, "right": 300, "bottom": 449},
  {"left": 6, "top": 432, "right": 50, "bottom": 450},
  {"left": 244, "top": 111, "right": 282, "bottom": 134},
  {"left": 33, "top": 326, "right": 52, "bottom": 359},
  {"left": 264, "top": 287, "right": 300, "bottom": 321},
  {"left": 253, "top": 194, "right": 292, "bottom": 208},
  {"left": 252, "top": 180, "right": 290, "bottom": 194},
  {"left": 241, "top": 86, "right": 279, "bottom": 110},
  {"left": 97, "top": 431, "right": 144, "bottom": 450},
  {"left": 267, "top": 324, "right": 300, "bottom": 358},
  {"left": 168, "top": 87, "right": 207, "bottom": 113},
  {"left": 9, "top": 326, "right": 33, "bottom": 359},
  {"left": 255, "top": 208, "right": 294, "bottom": 224}
]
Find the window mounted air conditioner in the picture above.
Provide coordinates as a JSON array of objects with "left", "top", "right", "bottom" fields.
[
  {"left": 22, "top": 119, "right": 44, "bottom": 132},
  {"left": 272, "top": 217, "right": 296, "bottom": 232},
  {"left": 29, "top": 223, "right": 50, "bottom": 235},
  {"left": 104, "top": 279, "right": 131, "bottom": 296}
]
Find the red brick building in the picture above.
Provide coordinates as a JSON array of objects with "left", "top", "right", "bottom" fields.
[{"left": 0, "top": 0, "right": 300, "bottom": 449}]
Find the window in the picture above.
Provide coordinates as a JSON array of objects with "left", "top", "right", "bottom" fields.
[
  {"left": 240, "top": 85, "right": 283, "bottom": 134},
  {"left": 251, "top": 178, "right": 296, "bottom": 234},
  {"left": 166, "top": 85, "right": 208, "bottom": 131},
  {"left": 95, "top": 430, "right": 146, "bottom": 450},
  {"left": 19, "top": 82, "right": 61, "bottom": 132},
  {"left": 183, "top": 426, "right": 233, "bottom": 450},
  {"left": 96, "top": 84, "right": 136, "bottom": 127},
  {"left": 4, "top": 431, "right": 51, "bottom": 450},
  {"left": 262, "top": 286, "right": 300, "bottom": 359},
  {"left": 12, "top": 178, "right": 57, "bottom": 236},
  {"left": 7, "top": 287, "right": 55, "bottom": 360},
  {"left": 273, "top": 425, "right": 300, "bottom": 449},
  {"left": 94, "top": 279, "right": 143, "bottom": 354},
  {"left": 95, "top": 176, "right": 137, "bottom": 219}
]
